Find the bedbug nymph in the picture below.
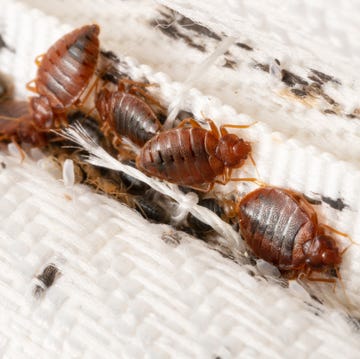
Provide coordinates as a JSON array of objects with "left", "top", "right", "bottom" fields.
[
  {"left": 95, "top": 80, "right": 162, "bottom": 148},
  {"left": 237, "top": 186, "right": 347, "bottom": 280},
  {"left": 136, "top": 118, "right": 253, "bottom": 191}
]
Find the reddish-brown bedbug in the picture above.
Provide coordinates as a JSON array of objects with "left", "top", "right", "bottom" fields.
[
  {"left": 27, "top": 24, "right": 100, "bottom": 126},
  {"left": 0, "top": 99, "right": 48, "bottom": 149},
  {"left": 136, "top": 118, "right": 255, "bottom": 191},
  {"left": 237, "top": 186, "right": 350, "bottom": 281}
]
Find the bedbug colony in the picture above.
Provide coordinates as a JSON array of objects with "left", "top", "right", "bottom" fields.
[{"left": 0, "top": 24, "right": 353, "bottom": 299}]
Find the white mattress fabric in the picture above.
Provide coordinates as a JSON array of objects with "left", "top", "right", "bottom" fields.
[{"left": 0, "top": 0, "right": 360, "bottom": 358}]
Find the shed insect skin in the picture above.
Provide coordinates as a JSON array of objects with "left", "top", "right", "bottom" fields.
[
  {"left": 136, "top": 118, "right": 253, "bottom": 191},
  {"left": 27, "top": 24, "right": 100, "bottom": 126},
  {"left": 95, "top": 81, "right": 162, "bottom": 147},
  {"left": 237, "top": 186, "right": 348, "bottom": 281}
]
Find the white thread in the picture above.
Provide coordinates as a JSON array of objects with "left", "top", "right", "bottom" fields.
[
  {"left": 172, "top": 191, "right": 199, "bottom": 222},
  {"left": 62, "top": 159, "right": 75, "bottom": 187},
  {"left": 61, "top": 123, "right": 245, "bottom": 256},
  {"left": 165, "top": 36, "right": 237, "bottom": 128}
]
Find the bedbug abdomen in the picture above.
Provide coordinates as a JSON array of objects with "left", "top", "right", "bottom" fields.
[
  {"left": 238, "top": 187, "right": 317, "bottom": 270},
  {"left": 36, "top": 24, "right": 100, "bottom": 110},
  {"left": 136, "top": 127, "right": 224, "bottom": 186},
  {"left": 110, "top": 92, "right": 161, "bottom": 146}
]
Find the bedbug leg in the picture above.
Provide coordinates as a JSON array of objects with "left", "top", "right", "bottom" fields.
[
  {"left": 248, "top": 153, "right": 260, "bottom": 178},
  {"left": 11, "top": 137, "right": 26, "bottom": 162},
  {"left": 128, "top": 85, "right": 164, "bottom": 110},
  {"left": 205, "top": 119, "right": 220, "bottom": 139},
  {"left": 176, "top": 117, "right": 202, "bottom": 128},
  {"left": 35, "top": 54, "right": 45, "bottom": 66},
  {"left": 74, "top": 76, "right": 101, "bottom": 108},
  {"left": 229, "top": 177, "right": 267, "bottom": 187},
  {"left": 220, "top": 122, "right": 258, "bottom": 133},
  {"left": 119, "top": 78, "right": 158, "bottom": 89},
  {"left": 26, "top": 79, "right": 37, "bottom": 93}
]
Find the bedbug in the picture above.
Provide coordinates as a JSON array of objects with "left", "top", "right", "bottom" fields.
[
  {"left": 134, "top": 193, "right": 171, "bottom": 224},
  {"left": 27, "top": 24, "right": 100, "bottom": 125},
  {"left": 95, "top": 80, "right": 163, "bottom": 148},
  {"left": 187, "top": 197, "right": 238, "bottom": 236},
  {"left": 136, "top": 118, "right": 254, "bottom": 191},
  {"left": 0, "top": 99, "right": 48, "bottom": 148},
  {"left": 237, "top": 186, "right": 349, "bottom": 281}
]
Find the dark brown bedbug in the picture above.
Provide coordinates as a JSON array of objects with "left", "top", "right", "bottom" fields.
[
  {"left": 27, "top": 24, "right": 100, "bottom": 125},
  {"left": 237, "top": 186, "right": 349, "bottom": 281},
  {"left": 187, "top": 197, "right": 238, "bottom": 236},
  {"left": 136, "top": 118, "right": 254, "bottom": 191},
  {"left": 95, "top": 80, "right": 163, "bottom": 148}
]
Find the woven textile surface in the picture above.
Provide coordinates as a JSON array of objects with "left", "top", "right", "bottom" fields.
[{"left": 0, "top": 0, "right": 360, "bottom": 358}]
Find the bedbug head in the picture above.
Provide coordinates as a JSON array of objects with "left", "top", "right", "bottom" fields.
[
  {"left": 94, "top": 88, "right": 112, "bottom": 122},
  {"left": 215, "top": 134, "right": 251, "bottom": 168},
  {"left": 304, "top": 234, "right": 342, "bottom": 270}
]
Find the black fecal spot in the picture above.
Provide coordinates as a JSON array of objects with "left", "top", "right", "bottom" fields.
[
  {"left": 150, "top": 10, "right": 208, "bottom": 52},
  {"left": 303, "top": 194, "right": 322, "bottom": 205},
  {"left": 346, "top": 315, "right": 360, "bottom": 332},
  {"left": 304, "top": 301, "right": 323, "bottom": 316},
  {"left": 323, "top": 109, "right": 337, "bottom": 115},
  {"left": 291, "top": 89, "right": 307, "bottom": 98},
  {"left": 33, "top": 263, "right": 61, "bottom": 298},
  {"left": 310, "top": 69, "right": 341, "bottom": 85},
  {"left": 310, "top": 294, "right": 324, "bottom": 305},
  {"left": 321, "top": 93, "right": 338, "bottom": 106},
  {"left": 177, "top": 15, "right": 222, "bottom": 41},
  {"left": 223, "top": 57, "right": 237, "bottom": 69},
  {"left": 346, "top": 113, "right": 358, "bottom": 119},
  {"left": 321, "top": 195, "right": 347, "bottom": 211},
  {"left": 0, "top": 34, "right": 15, "bottom": 52},
  {"left": 100, "top": 50, "right": 120, "bottom": 63},
  {"left": 236, "top": 42, "right": 253, "bottom": 51},
  {"left": 308, "top": 75, "right": 324, "bottom": 85},
  {"left": 1, "top": 161, "right": 6, "bottom": 169},
  {"left": 281, "top": 69, "right": 308, "bottom": 87},
  {"left": 252, "top": 61, "right": 269, "bottom": 72},
  {"left": 37, "top": 264, "right": 60, "bottom": 287}
]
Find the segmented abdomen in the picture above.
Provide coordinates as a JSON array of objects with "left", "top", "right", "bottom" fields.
[
  {"left": 136, "top": 127, "right": 223, "bottom": 186},
  {"left": 238, "top": 187, "right": 316, "bottom": 270},
  {"left": 110, "top": 92, "right": 161, "bottom": 146},
  {"left": 36, "top": 24, "right": 100, "bottom": 110}
]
